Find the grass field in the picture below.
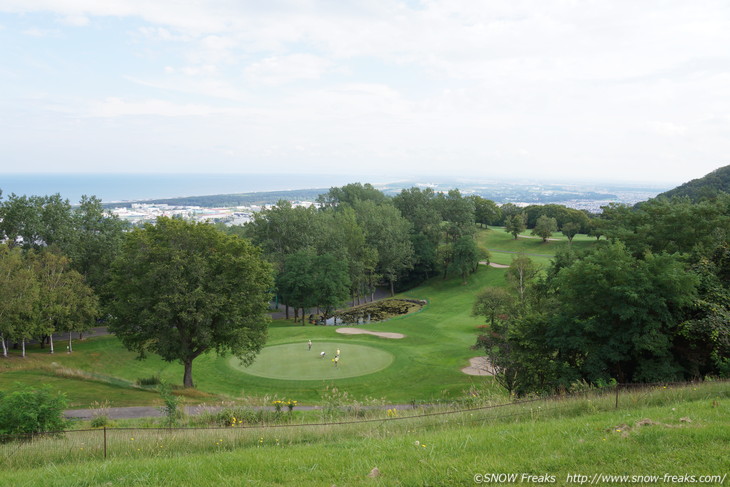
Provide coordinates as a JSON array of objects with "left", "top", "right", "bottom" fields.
[
  {"left": 478, "top": 226, "right": 599, "bottom": 266},
  {"left": 231, "top": 342, "right": 393, "bottom": 380},
  {"left": 2, "top": 382, "right": 727, "bottom": 486}
]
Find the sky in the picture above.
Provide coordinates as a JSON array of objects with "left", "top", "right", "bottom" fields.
[{"left": 1, "top": 1, "right": 730, "bottom": 185}]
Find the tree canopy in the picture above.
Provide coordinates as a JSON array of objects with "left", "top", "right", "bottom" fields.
[{"left": 108, "top": 217, "right": 274, "bottom": 388}]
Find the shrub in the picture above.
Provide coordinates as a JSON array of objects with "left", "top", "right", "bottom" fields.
[
  {"left": 89, "top": 400, "right": 111, "bottom": 428},
  {"left": 0, "top": 386, "right": 69, "bottom": 437},
  {"left": 136, "top": 375, "right": 162, "bottom": 387},
  {"left": 158, "top": 382, "right": 184, "bottom": 426}
]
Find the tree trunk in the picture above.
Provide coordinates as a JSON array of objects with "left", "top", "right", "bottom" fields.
[
  {"left": 21, "top": 339, "right": 26, "bottom": 358},
  {"left": 183, "top": 360, "right": 194, "bottom": 388},
  {"left": 390, "top": 279, "right": 395, "bottom": 297},
  {"left": 49, "top": 333, "right": 54, "bottom": 354},
  {"left": 68, "top": 333, "right": 73, "bottom": 353},
  {"left": 1, "top": 336, "right": 6, "bottom": 357},
  {"left": 294, "top": 307, "right": 299, "bottom": 323}
]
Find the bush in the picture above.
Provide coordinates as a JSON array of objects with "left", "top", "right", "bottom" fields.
[
  {"left": 158, "top": 382, "right": 184, "bottom": 426},
  {"left": 136, "top": 375, "right": 162, "bottom": 387},
  {"left": 0, "top": 386, "right": 69, "bottom": 437}
]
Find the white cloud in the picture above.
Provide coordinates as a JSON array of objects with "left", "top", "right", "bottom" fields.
[
  {"left": 22, "top": 27, "right": 60, "bottom": 37},
  {"left": 87, "top": 98, "right": 233, "bottom": 118},
  {"left": 58, "top": 14, "right": 89, "bottom": 27},
  {"left": 245, "top": 54, "right": 333, "bottom": 85}
]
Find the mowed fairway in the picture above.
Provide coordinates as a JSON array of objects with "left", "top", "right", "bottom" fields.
[{"left": 230, "top": 342, "right": 393, "bottom": 380}]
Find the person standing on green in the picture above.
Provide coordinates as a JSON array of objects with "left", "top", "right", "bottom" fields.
[{"left": 307, "top": 339, "right": 312, "bottom": 351}]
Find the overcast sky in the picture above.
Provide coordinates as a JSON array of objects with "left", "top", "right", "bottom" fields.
[{"left": 1, "top": 1, "right": 729, "bottom": 185}]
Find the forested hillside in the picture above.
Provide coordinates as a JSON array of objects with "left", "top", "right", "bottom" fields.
[{"left": 653, "top": 164, "right": 730, "bottom": 201}]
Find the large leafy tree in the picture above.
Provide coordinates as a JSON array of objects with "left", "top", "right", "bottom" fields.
[
  {"left": 551, "top": 242, "right": 697, "bottom": 383},
  {"left": 531, "top": 215, "right": 558, "bottom": 242},
  {"left": 504, "top": 213, "right": 527, "bottom": 240},
  {"left": 108, "top": 218, "right": 274, "bottom": 388}
]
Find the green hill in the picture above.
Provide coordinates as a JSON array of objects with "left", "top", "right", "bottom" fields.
[{"left": 654, "top": 164, "right": 730, "bottom": 201}]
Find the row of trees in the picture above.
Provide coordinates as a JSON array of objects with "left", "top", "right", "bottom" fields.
[
  {"left": 474, "top": 194, "right": 730, "bottom": 395},
  {"left": 240, "top": 184, "right": 493, "bottom": 322},
  {"left": 0, "top": 246, "right": 98, "bottom": 357},
  {"left": 0, "top": 192, "right": 125, "bottom": 356}
]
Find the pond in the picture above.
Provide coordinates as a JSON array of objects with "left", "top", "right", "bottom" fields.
[{"left": 321, "top": 298, "right": 426, "bottom": 325}]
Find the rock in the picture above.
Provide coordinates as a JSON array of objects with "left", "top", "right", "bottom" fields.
[{"left": 367, "top": 467, "right": 381, "bottom": 478}]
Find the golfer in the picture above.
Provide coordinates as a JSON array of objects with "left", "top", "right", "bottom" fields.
[
  {"left": 334, "top": 356, "right": 339, "bottom": 367},
  {"left": 308, "top": 339, "right": 312, "bottom": 351},
  {"left": 320, "top": 351, "right": 326, "bottom": 359}
]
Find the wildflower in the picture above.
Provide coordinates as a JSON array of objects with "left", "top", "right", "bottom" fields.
[
  {"left": 422, "top": 444, "right": 426, "bottom": 448},
  {"left": 130, "top": 438, "right": 135, "bottom": 441},
  {"left": 414, "top": 440, "right": 420, "bottom": 446}
]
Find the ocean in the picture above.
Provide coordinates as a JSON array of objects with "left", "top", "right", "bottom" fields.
[{"left": 0, "top": 173, "right": 373, "bottom": 204}]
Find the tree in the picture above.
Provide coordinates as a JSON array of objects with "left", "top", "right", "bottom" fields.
[
  {"left": 277, "top": 250, "right": 317, "bottom": 324},
  {"left": 505, "top": 254, "right": 540, "bottom": 305},
  {"left": 64, "top": 195, "right": 126, "bottom": 300},
  {"left": 452, "top": 235, "right": 480, "bottom": 284},
  {"left": 531, "top": 215, "right": 558, "bottom": 242},
  {"left": 354, "top": 201, "right": 413, "bottom": 296},
  {"left": 30, "top": 250, "right": 99, "bottom": 353},
  {"left": 550, "top": 242, "right": 698, "bottom": 383},
  {"left": 504, "top": 213, "right": 526, "bottom": 240},
  {"left": 108, "top": 218, "right": 274, "bottom": 388},
  {"left": 560, "top": 222, "right": 580, "bottom": 243},
  {"left": 470, "top": 196, "right": 502, "bottom": 228},
  {"left": 0, "top": 245, "right": 37, "bottom": 357},
  {"left": 310, "top": 253, "right": 351, "bottom": 321},
  {"left": 472, "top": 287, "right": 514, "bottom": 328}
]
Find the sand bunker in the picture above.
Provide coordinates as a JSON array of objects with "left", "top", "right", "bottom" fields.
[
  {"left": 480, "top": 261, "right": 510, "bottom": 268},
  {"left": 462, "top": 356, "right": 495, "bottom": 376},
  {"left": 336, "top": 327, "right": 406, "bottom": 339}
]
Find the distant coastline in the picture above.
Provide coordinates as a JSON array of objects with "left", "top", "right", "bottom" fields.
[
  {"left": 0, "top": 173, "right": 366, "bottom": 204},
  {"left": 0, "top": 173, "right": 671, "bottom": 210}
]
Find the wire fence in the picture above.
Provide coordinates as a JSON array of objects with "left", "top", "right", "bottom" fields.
[{"left": 0, "top": 379, "right": 727, "bottom": 469}]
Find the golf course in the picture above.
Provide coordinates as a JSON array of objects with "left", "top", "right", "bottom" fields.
[{"left": 0, "top": 227, "right": 600, "bottom": 407}]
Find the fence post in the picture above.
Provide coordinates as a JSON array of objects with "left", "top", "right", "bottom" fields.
[
  {"left": 615, "top": 384, "right": 620, "bottom": 409},
  {"left": 103, "top": 426, "right": 107, "bottom": 459}
]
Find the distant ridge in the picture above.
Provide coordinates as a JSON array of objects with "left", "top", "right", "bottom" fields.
[
  {"left": 654, "top": 165, "right": 730, "bottom": 201},
  {"left": 104, "top": 188, "right": 327, "bottom": 209}
]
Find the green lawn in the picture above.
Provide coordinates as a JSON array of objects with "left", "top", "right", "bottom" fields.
[
  {"left": 477, "top": 226, "right": 599, "bottom": 266},
  {"left": 3, "top": 382, "right": 727, "bottom": 486},
  {"left": 232, "top": 342, "right": 393, "bottom": 380}
]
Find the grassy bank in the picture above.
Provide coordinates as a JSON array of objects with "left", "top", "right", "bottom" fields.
[{"left": 2, "top": 382, "right": 727, "bottom": 486}]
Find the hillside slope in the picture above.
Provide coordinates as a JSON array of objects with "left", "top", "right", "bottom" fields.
[{"left": 655, "top": 164, "right": 730, "bottom": 201}]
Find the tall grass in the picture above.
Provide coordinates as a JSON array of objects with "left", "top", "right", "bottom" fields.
[{"left": 2, "top": 381, "right": 726, "bottom": 472}]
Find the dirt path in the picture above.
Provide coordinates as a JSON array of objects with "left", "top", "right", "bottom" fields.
[
  {"left": 486, "top": 249, "right": 553, "bottom": 258},
  {"left": 517, "top": 234, "right": 562, "bottom": 241},
  {"left": 461, "top": 357, "right": 494, "bottom": 376},
  {"left": 335, "top": 327, "right": 405, "bottom": 339},
  {"left": 65, "top": 403, "right": 420, "bottom": 420}
]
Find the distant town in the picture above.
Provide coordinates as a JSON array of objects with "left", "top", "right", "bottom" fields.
[{"left": 108, "top": 180, "right": 663, "bottom": 226}]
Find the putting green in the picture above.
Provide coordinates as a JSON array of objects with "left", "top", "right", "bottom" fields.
[{"left": 229, "top": 342, "right": 394, "bottom": 380}]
